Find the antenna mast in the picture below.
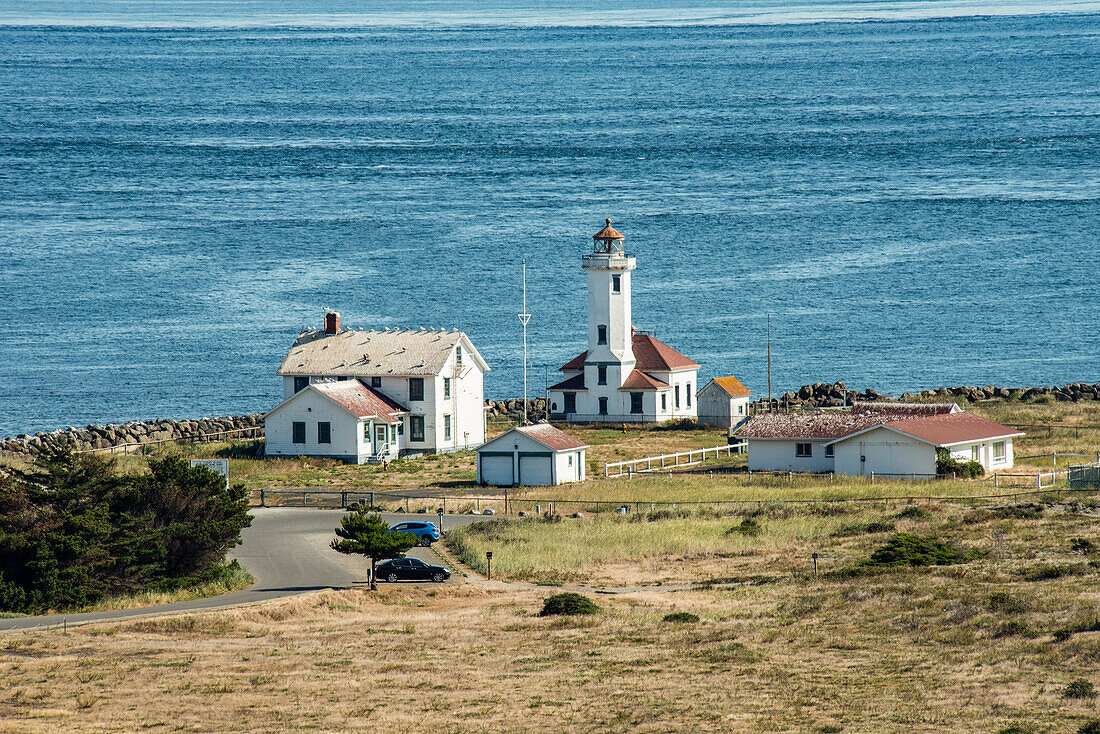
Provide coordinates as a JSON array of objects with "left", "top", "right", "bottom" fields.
[
  {"left": 519, "top": 260, "right": 532, "bottom": 424},
  {"left": 767, "top": 313, "right": 773, "bottom": 413}
]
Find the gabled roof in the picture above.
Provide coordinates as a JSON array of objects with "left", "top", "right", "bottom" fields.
[
  {"left": 706, "top": 376, "right": 752, "bottom": 398},
  {"left": 736, "top": 412, "right": 886, "bottom": 440},
  {"left": 851, "top": 402, "right": 958, "bottom": 417},
  {"left": 266, "top": 380, "right": 408, "bottom": 423},
  {"left": 619, "top": 369, "right": 670, "bottom": 390},
  {"left": 559, "top": 333, "right": 699, "bottom": 373},
  {"left": 277, "top": 327, "right": 489, "bottom": 377},
  {"left": 867, "top": 413, "right": 1023, "bottom": 448},
  {"left": 479, "top": 423, "right": 588, "bottom": 453},
  {"left": 548, "top": 373, "right": 587, "bottom": 391}
]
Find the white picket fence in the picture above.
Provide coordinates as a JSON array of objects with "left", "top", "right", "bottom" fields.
[{"left": 605, "top": 442, "right": 745, "bottom": 477}]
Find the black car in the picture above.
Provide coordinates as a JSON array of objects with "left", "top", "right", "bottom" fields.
[{"left": 376, "top": 557, "right": 452, "bottom": 583}]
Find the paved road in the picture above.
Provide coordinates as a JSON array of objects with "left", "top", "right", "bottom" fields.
[{"left": 0, "top": 509, "right": 487, "bottom": 632}]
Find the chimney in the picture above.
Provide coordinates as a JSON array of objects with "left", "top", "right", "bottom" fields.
[{"left": 324, "top": 311, "right": 340, "bottom": 334}]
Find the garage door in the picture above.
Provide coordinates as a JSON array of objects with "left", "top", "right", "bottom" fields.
[
  {"left": 519, "top": 455, "right": 553, "bottom": 486},
  {"left": 480, "top": 455, "right": 514, "bottom": 486}
]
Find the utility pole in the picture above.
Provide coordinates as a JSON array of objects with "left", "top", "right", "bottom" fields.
[
  {"left": 519, "top": 260, "right": 532, "bottom": 425},
  {"left": 767, "top": 313, "right": 773, "bottom": 413}
]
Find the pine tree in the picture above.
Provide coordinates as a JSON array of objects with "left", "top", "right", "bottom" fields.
[{"left": 331, "top": 512, "right": 416, "bottom": 589}]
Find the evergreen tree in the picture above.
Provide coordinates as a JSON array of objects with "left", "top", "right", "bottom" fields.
[{"left": 331, "top": 512, "right": 416, "bottom": 589}]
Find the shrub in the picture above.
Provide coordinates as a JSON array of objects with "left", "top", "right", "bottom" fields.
[
  {"left": 1079, "top": 719, "right": 1100, "bottom": 734},
  {"left": 1063, "top": 679, "right": 1097, "bottom": 699},
  {"left": 997, "top": 725, "right": 1030, "bottom": 734},
  {"left": 833, "top": 520, "right": 895, "bottom": 537},
  {"left": 539, "top": 593, "right": 600, "bottom": 617},
  {"left": 936, "top": 449, "right": 984, "bottom": 478},
  {"left": 1019, "top": 563, "right": 1087, "bottom": 582},
  {"left": 1071, "top": 538, "right": 1096, "bottom": 554},
  {"left": 662, "top": 612, "right": 700, "bottom": 624},
  {"left": 991, "top": 620, "right": 1033, "bottom": 639},
  {"left": 987, "top": 591, "right": 1027, "bottom": 615},
  {"left": 993, "top": 504, "right": 1044, "bottom": 520},
  {"left": 895, "top": 506, "right": 930, "bottom": 520},
  {"left": 863, "top": 534, "right": 983, "bottom": 567},
  {"left": 727, "top": 518, "right": 761, "bottom": 537}
]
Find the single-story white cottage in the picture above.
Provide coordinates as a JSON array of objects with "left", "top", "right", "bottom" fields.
[
  {"left": 737, "top": 405, "right": 1023, "bottom": 478},
  {"left": 697, "top": 376, "right": 753, "bottom": 431},
  {"left": 476, "top": 424, "right": 588, "bottom": 487},
  {"left": 271, "top": 311, "right": 489, "bottom": 457},
  {"left": 265, "top": 380, "right": 407, "bottom": 464}
]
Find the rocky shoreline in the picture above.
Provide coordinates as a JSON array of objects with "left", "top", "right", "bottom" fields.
[
  {"left": 2, "top": 383, "right": 1096, "bottom": 458},
  {"left": 1, "top": 414, "right": 265, "bottom": 457}
]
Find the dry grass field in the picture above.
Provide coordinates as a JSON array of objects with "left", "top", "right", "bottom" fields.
[{"left": 4, "top": 496, "right": 1100, "bottom": 733}]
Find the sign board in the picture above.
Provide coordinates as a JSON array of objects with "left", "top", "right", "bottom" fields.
[{"left": 190, "top": 459, "right": 229, "bottom": 489}]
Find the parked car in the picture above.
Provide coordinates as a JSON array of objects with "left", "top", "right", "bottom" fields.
[
  {"left": 375, "top": 557, "right": 451, "bottom": 583},
  {"left": 387, "top": 521, "right": 440, "bottom": 546}
]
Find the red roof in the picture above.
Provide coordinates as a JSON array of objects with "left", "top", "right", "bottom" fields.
[
  {"left": 559, "top": 333, "right": 699, "bottom": 373},
  {"left": 313, "top": 380, "right": 408, "bottom": 423},
  {"left": 593, "top": 218, "right": 624, "bottom": 240},
  {"left": 881, "top": 413, "right": 1023, "bottom": 447},
  {"left": 548, "top": 373, "right": 587, "bottom": 391},
  {"left": 515, "top": 424, "right": 588, "bottom": 451},
  {"left": 619, "top": 369, "right": 670, "bottom": 390}
]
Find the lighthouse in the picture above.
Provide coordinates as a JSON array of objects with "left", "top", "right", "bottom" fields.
[{"left": 548, "top": 219, "right": 700, "bottom": 423}]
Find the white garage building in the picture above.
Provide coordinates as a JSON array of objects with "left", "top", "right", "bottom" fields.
[{"left": 476, "top": 424, "right": 588, "bottom": 487}]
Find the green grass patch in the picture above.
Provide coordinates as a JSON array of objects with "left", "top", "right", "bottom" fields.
[{"left": 863, "top": 534, "right": 984, "bottom": 567}]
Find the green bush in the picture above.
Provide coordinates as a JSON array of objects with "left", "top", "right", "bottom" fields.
[
  {"left": 862, "top": 534, "right": 983, "bottom": 568},
  {"left": 727, "top": 518, "right": 762, "bottom": 537},
  {"left": 936, "top": 449, "right": 984, "bottom": 478},
  {"left": 997, "top": 725, "right": 1031, "bottom": 734},
  {"left": 833, "top": 519, "right": 895, "bottom": 537},
  {"left": 0, "top": 449, "right": 251, "bottom": 614},
  {"left": 1063, "top": 679, "right": 1097, "bottom": 699},
  {"left": 895, "top": 506, "right": 930, "bottom": 520},
  {"left": 538, "top": 593, "right": 600, "bottom": 617},
  {"left": 662, "top": 612, "right": 700, "bottom": 624},
  {"left": 1071, "top": 537, "right": 1096, "bottom": 554},
  {"left": 1078, "top": 719, "right": 1100, "bottom": 734}
]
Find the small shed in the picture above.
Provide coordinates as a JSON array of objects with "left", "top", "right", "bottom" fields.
[
  {"left": 697, "top": 376, "right": 753, "bottom": 430},
  {"left": 476, "top": 424, "right": 588, "bottom": 487}
]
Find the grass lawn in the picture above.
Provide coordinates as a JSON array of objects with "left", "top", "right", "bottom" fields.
[{"left": 4, "top": 495, "right": 1100, "bottom": 732}]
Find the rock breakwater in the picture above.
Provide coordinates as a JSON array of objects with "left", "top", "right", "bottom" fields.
[
  {"left": 761, "top": 382, "right": 1100, "bottom": 410},
  {"left": 1, "top": 414, "right": 264, "bottom": 457}
]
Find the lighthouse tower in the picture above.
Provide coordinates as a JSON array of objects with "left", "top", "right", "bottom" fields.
[
  {"left": 548, "top": 219, "right": 700, "bottom": 423},
  {"left": 583, "top": 219, "right": 636, "bottom": 392}
]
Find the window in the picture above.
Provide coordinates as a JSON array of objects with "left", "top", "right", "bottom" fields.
[
  {"left": 687, "top": 384, "right": 692, "bottom": 407},
  {"left": 737, "top": 403, "right": 744, "bottom": 415},
  {"left": 993, "top": 441, "right": 1006, "bottom": 462},
  {"left": 363, "top": 422, "right": 370, "bottom": 442},
  {"left": 597, "top": 325, "right": 607, "bottom": 345},
  {"left": 410, "top": 416, "right": 425, "bottom": 442},
  {"left": 398, "top": 419, "right": 404, "bottom": 436},
  {"left": 317, "top": 422, "right": 331, "bottom": 444},
  {"left": 825, "top": 444, "right": 834, "bottom": 458},
  {"left": 371, "top": 376, "right": 382, "bottom": 388},
  {"left": 294, "top": 376, "right": 309, "bottom": 393},
  {"left": 292, "top": 421, "right": 306, "bottom": 444},
  {"left": 443, "top": 377, "right": 451, "bottom": 400},
  {"left": 598, "top": 397, "right": 608, "bottom": 415},
  {"left": 409, "top": 377, "right": 424, "bottom": 401},
  {"left": 675, "top": 385, "right": 681, "bottom": 409},
  {"left": 390, "top": 424, "right": 397, "bottom": 442},
  {"left": 612, "top": 274, "right": 621, "bottom": 293},
  {"left": 661, "top": 393, "right": 667, "bottom": 411},
  {"left": 630, "top": 392, "right": 643, "bottom": 414},
  {"left": 568, "top": 454, "right": 573, "bottom": 466},
  {"left": 456, "top": 345, "right": 463, "bottom": 365},
  {"left": 796, "top": 443, "right": 812, "bottom": 458},
  {"left": 564, "top": 393, "right": 576, "bottom": 414},
  {"left": 971, "top": 445, "right": 980, "bottom": 462},
  {"left": 598, "top": 366, "right": 607, "bottom": 385},
  {"left": 337, "top": 376, "right": 348, "bottom": 381},
  {"left": 443, "top": 414, "right": 452, "bottom": 442}
]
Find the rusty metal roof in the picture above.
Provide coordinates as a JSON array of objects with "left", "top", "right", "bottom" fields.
[
  {"left": 736, "top": 412, "right": 886, "bottom": 440},
  {"left": 277, "top": 327, "right": 488, "bottom": 377},
  {"left": 593, "top": 218, "right": 624, "bottom": 240},
  {"left": 851, "top": 401, "right": 958, "bottom": 417}
]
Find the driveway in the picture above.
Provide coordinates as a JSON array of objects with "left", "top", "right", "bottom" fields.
[{"left": 0, "top": 509, "right": 488, "bottom": 632}]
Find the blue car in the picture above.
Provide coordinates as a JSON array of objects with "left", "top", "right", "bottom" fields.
[{"left": 388, "top": 521, "right": 440, "bottom": 546}]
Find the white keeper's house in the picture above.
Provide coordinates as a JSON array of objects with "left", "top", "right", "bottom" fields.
[
  {"left": 736, "top": 403, "right": 1023, "bottom": 478},
  {"left": 265, "top": 311, "right": 489, "bottom": 462},
  {"left": 548, "top": 219, "right": 700, "bottom": 423}
]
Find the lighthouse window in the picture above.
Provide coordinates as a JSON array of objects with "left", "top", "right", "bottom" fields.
[
  {"left": 597, "top": 325, "right": 607, "bottom": 345},
  {"left": 630, "top": 392, "right": 643, "bottom": 414},
  {"left": 598, "top": 397, "right": 608, "bottom": 415},
  {"left": 612, "top": 275, "right": 621, "bottom": 293},
  {"left": 598, "top": 366, "right": 607, "bottom": 385}
]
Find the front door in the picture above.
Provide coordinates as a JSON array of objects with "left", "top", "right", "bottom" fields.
[{"left": 375, "top": 425, "right": 388, "bottom": 454}]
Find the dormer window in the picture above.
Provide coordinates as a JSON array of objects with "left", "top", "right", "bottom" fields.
[
  {"left": 456, "top": 345, "right": 463, "bottom": 366},
  {"left": 597, "top": 325, "right": 607, "bottom": 345},
  {"left": 612, "top": 275, "right": 621, "bottom": 293}
]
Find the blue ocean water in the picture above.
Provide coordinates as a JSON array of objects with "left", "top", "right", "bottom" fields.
[{"left": 1, "top": 2, "right": 1098, "bottom": 437}]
